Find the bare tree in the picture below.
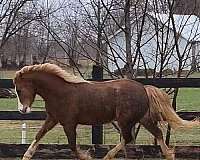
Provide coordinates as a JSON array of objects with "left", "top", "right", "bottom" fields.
[
  {"left": 0, "top": 0, "right": 38, "bottom": 68},
  {"left": 2, "top": 0, "right": 196, "bottom": 145}
]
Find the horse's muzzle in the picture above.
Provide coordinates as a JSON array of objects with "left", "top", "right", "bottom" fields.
[{"left": 19, "top": 106, "right": 31, "bottom": 114}]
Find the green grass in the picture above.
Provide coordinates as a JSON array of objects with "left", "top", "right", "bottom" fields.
[
  {"left": 0, "top": 88, "right": 199, "bottom": 145},
  {"left": 0, "top": 98, "right": 17, "bottom": 110},
  {"left": 1, "top": 88, "right": 199, "bottom": 111},
  {"left": 176, "top": 88, "right": 200, "bottom": 111},
  {"left": 0, "top": 70, "right": 199, "bottom": 146},
  {"left": 0, "top": 70, "right": 16, "bottom": 79},
  {"left": 0, "top": 96, "right": 44, "bottom": 111}
]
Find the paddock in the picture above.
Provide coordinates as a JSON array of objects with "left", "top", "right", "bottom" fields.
[{"left": 0, "top": 78, "right": 200, "bottom": 159}]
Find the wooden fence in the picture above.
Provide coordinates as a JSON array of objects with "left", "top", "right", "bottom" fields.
[{"left": 0, "top": 78, "right": 200, "bottom": 159}]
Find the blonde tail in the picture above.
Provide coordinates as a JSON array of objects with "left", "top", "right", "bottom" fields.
[{"left": 145, "top": 85, "right": 200, "bottom": 130}]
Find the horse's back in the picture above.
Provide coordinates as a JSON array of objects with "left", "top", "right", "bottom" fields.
[{"left": 90, "top": 79, "right": 143, "bottom": 90}]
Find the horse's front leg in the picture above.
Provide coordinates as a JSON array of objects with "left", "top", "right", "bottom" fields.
[
  {"left": 103, "top": 139, "right": 125, "bottom": 160},
  {"left": 63, "top": 124, "right": 92, "bottom": 160},
  {"left": 22, "top": 115, "right": 57, "bottom": 160}
]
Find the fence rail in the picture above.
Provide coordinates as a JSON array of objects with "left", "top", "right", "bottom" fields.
[
  {"left": 0, "top": 111, "right": 199, "bottom": 120},
  {"left": 3, "top": 78, "right": 200, "bottom": 88}
]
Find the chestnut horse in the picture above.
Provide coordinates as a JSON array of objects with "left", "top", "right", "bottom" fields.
[{"left": 13, "top": 63, "right": 199, "bottom": 160}]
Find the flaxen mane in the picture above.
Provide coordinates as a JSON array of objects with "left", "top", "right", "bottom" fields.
[{"left": 14, "top": 63, "right": 89, "bottom": 83}]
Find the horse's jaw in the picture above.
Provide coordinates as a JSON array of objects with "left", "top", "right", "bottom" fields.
[{"left": 16, "top": 93, "right": 32, "bottom": 114}]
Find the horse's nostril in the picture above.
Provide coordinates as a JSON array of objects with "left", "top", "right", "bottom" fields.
[
  {"left": 20, "top": 107, "right": 27, "bottom": 113},
  {"left": 20, "top": 109, "right": 25, "bottom": 113}
]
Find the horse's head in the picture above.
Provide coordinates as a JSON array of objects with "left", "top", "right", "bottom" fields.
[{"left": 14, "top": 75, "right": 36, "bottom": 114}]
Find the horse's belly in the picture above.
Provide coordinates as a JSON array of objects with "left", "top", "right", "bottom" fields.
[
  {"left": 77, "top": 107, "right": 115, "bottom": 125},
  {"left": 76, "top": 88, "right": 117, "bottom": 125}
]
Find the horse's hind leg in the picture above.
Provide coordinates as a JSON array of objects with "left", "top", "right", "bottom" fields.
[
  {"left": 22, "top": 115, "right": 57, "bottom": 160},
  {"left": 140, "top": 117, "right": 175, "bottom": 160}
]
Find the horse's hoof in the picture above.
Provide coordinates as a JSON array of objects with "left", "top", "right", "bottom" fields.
[
  {"left": 103, "top": 155, "right": 114, "bottom": 160},
  {"left": 103, "top": 158, "right": 114, "bottom": 160},
  {"left": 78, "top": 152, "right": 92, "bottom": 160},
  {"left": 22, "top": 156, "right": 31, "bottom": 160},
  {"left": 166, "top": 149, "right": 175, "bottom": 160},
  {"left": 166, "top": 154, "right": 175, "bottom": 160}
]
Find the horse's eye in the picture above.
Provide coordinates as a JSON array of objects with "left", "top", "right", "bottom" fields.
[{"left": 16, "top": 89, "right": 21, "bottom": 95}]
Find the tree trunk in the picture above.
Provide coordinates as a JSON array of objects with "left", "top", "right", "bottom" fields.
[
  {"left": 191, "top": 41, "right": 197, "bottom": 72},
  {"left": 124, "top": 0, "right": 133, "bottom": 79},
  {"left": 96, "top": 0, "right": 102, "bottom": 65}
]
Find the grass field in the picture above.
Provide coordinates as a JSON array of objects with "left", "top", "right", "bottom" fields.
[
  {"left": 1, "top": 88, "right": 200, "bottom": 111},
  {"left": 0, "top": 71, "right": 199, "bottom": 146},
  {"left": 0, "top": 88, "right": 199, "bottom": 146}
]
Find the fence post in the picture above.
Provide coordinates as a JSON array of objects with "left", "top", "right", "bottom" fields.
[
  {"left": 165, "top": 88, "right": 178, "bottom": 145},
  {"left": 92, "top": 65, "right": 103, "bottom": 144},
  {"left": 21, "top": 123, "right": 27, "bottom": 144}
]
